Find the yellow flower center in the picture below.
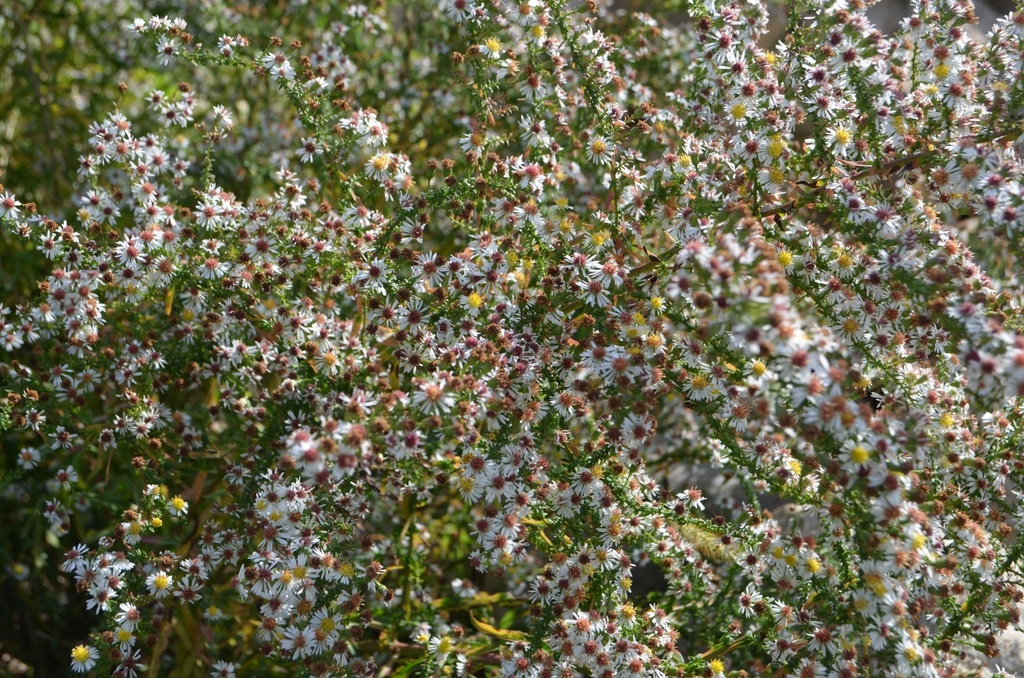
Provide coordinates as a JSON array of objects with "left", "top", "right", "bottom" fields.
[
  {"left": 71, "top": 646, "right": 91, "bottom": 663},
  {"left": 865, "top": 572, "right": 887, "bottom": 595}
]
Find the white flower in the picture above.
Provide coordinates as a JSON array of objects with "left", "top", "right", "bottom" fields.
[
  {"left": 428, "top": 635, "right": 455, "bottom": 664},
  {"left": 55, "top": 465, "right": 79, "bottom": 490},
  {"left": 296, "top": 137, "right": 322, "bottom": 163},
  {"left": 352, "top": 258, "right": 388, "bottom": 294},
  {"left": 211, "top": 661, "right": 237, "bottom": 678},
  {"left": 199, "top": 255, "right": 228, "bottom": 279},
  {"left": 444, "top": 0, "right": 478, "bottom": 22},
  {"left": 260, "top": 52, "right": 295, "bottom": 81},
  {"left": 70, "top": 645, "right": 99, "bottom": 673},
  {"left": 585, "top": 136, "right": 613, "bottom": 165},
  {"left": 827, "top": 124, "right": 854, "bottom": 157},
  {"left": 116, "top": 602, "right": 141, "bottom": 631},
  {"left": 155, "top": 36, "right": 179, "bottom": 66},
  {"left": 146, "top": 570, "right": 173, "bottom": 598},
  {"left": 17, "top": 446, "right": 40, "bottom": 470},
  {"left": 61, "top": 544, "right": 90, "bottom": 574},
  {"left": 0, "top": 191, "right": 22, "bottom": 220},
  {"left": 114, "top": 626, "right": 136, "bottom": 651},
  {"left": 479, "top": 36, "right": 503, "bottom": 59},
  {"left": 365, "top": 152, "right": 392, "bottom": 182},
  {"left": 168, "top": 495, "right": 189, "bottom": 517},
  {"left": 412, "top": 379, "right": 454, "bottom": 415},
  {"left": 280, "top": 625, "right": 315, "bottom": 659}
]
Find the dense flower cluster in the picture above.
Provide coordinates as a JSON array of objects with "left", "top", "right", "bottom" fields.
[{"left": 3, "top": 0, "right": 1024, "bottom": 676}]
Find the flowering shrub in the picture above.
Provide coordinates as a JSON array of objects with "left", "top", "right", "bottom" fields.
[{"left": 3, "top": 0, "right": 1024, "bottom": 675}]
